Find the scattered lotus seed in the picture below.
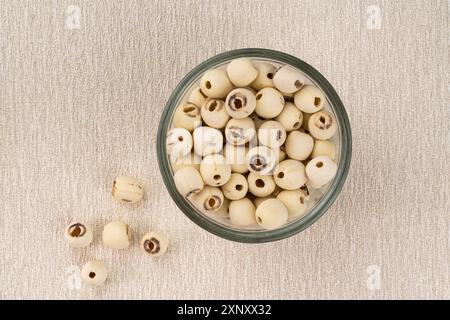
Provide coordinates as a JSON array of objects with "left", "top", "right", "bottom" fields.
[
  {"left": 112, "top": 176, "right": 144, "bottom": 204},
  {"left": 81, "top": 260, "right": 108, "bottom": 286},
  {"left": 102, "top": 220, "right": 132, "bottom": 249},
  {"left": 141, "top": 232, "right": 169, "bottom": 257},
  {"left": 64, "top": 222, "right": 93, "bottom": 248}
]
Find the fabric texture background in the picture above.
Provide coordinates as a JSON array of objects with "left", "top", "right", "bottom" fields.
[{"left": 0, "top": 0, "right": 449, "bottom": 299}]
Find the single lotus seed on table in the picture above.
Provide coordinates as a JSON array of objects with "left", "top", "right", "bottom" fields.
[
  {"left": 200, "top": 99, "right": 230, "bottom": 129},
  {"left": 141, "top": 232, "right": 169, "bottom": 257},
  {"left": 102, "top": 220, "right": 132, "bottom": 249},
  {"left": 112, "top": 176, "right": 144, "bottom": 204},
  {"left": 81, "top": 260, "right": 108, "bottom": 286},
  {"left": 294, "top": 85, "right": 325, "bottom": 113},
  {"left": 273, "top": 159, "right": 307, "bottom": 190},
  {"left": 224, "top": 117, "right": 256, "bottom": 146},
  {"left": 277, "top": 190, "right": 307, "bottom": 219},
  {"left": 174, "top": 166, "right": 204, "bottom": 197},
  {"left": 275, "top": 101, "right": 303, "bottom": 132},
  {"left": 166, "top": 127, "right": 192, "bottom": 160},
  {"left": 247, "top": 172, "right": 276, "bottom": 197},
  {"left": 200, "top": 69, "right": 233, "bottom": 99},
  {"left": 257, "top": 120, "right": 286, "bottom": 149},
  {"left": 285, "top": 131, "right": 314, "bottom": 161},
  {"left": 311, "top": 139, "right": 336, "bottom": 160},
  {"left": 255, "top": 87, "right": 285, "bottom": 119},
  {"left": 199, "top": 154, "right": 231, "bottom": 186},
  {"left": 173, "top": 102, "right": 201, "bottom": 132},
  {"left": 226, "top": 58, "right": 258, "bottom": 87},
  {"left": 171, "top": 152, "right": 201, "bottom": 172},
  {"left": 229, "top": 198, "right": 257, "bottom": 227},
  {"left": 246, "top": 146, "right": 277, "bottom": 175},
  {"left": 221, "top": 173, "right": 248, "bottom": 200},
  {"left": 272, "top": 65, "right": 305, "bottom": 93},
  {"left": 64, "top": 222, "right": 93, "bottom": 248},
  {"left": 223, "top": 143, "right": 249, "bottom": 174},
  {"left": 193, "top": 126, "right": 223, "bottom": 156},
  {"left": 255, "top": 198, "right": 288, "bottom": 230},
  {"left": 188, "top": 86, "right": 209, "bottom": 107},
  {"left": 308, "top": 111, "right": 337, "bottom": 140},
  {"left": 225, "top": 88, "right": 256, "bottom": 119},
  {"left": 305, "top": 156, "right": 338, "bottom": 188},
  {"left": 190, "top": 186, "right": 224, "bottom": 213},
  {"left": 250, "top": 62, "right": 276, "bottom": 90}
]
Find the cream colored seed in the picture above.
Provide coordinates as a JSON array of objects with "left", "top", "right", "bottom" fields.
[
  {"left": 223, "top": 143, "right": 249, "bottom": 174},
  {"left": 285, "top": 131, "right": 314, "bottom": 161},
  {"left": 247, "top": 172, "right": 276, "bottom": 197},
  {"left": 171, "top": 152, "right": 201, "bottom": 172},
  {"left": 188, "top": 86, "right": 209, "bottom": 108},
  {"left": 112, "top": 176, "right": 144, "bottom": 204},
  {"left": 173, "top": 102, "right": 201, "bottom": 132},
  {"left": 250, "top": 62, "right": 276, "bottom": 90},
  {"left": 255, "top": 199, "right": 288, "bottom": 230},
  {"left": 273, "top": 159, "right": 307, "bottom": 190},
  {"left": 190, "top": 186, "right": 224, "bottom": 213},
  {"left": 305, "top": 156, "right": 337, "bottom": 188},
  {"left": 308, "top": 111, "right": 337, "bottom": 140},
  {"left": 277, "top": 190, "right": 307, "bottom": 219},
  {"left": 200, "top": 154, "right": 231, "bottom": 187},
  {"left": 166, "top": 127, "right": 193, "bottom": 160},
  {"left": 221, "top": 173, "right": 248, "bottom": 200},
  {"left": 81, "top": 260, "right": 108, "bottom": 286},
  {"left": 257, "top": 120, "right": 286, "bottom": 149},
  {"left": 294, "top": 85, "right": 325, "bottom": 113},
  {"left": 273, "top": 65, "right": 305, "bottom": 93},
  {"left": 253, "top": 196, "right": 274, "bottom": 208},
  {"left": 64, "top": 222, "right": 93, "bottom": 248},
  {"left": 193, "top": 126, "right": 223, "bottom": 156},
  {"left": 141, "top": 232, "right": 169, "bottom": 257},
  {"left": 229, "top": 198, "right": 257, "bottom": 227},
  {"left": 311, "top": 140, "right": 336, "bottom": 160},
  {"left": 255, "top": 87, "right": 285, "bottom": 119},
  {"left": 174, "top": 166, "right": 204, "bottom": 197},
  {"left": 200, "top": 69, "right": 233, "bottom": 99},
  {"left": 226, "top": 58, "right": 258, "bottom": 87},
  {"left": 200, "top": 99, "right": 230, "bottom": 129},
  {"left": 246, "top": 146, "right": 277, "bottom": 175},
  {"left": 225, "top": 117, "right": 256, "bottom": 146},
  {"left": 225, "top": 88, "right": 256, "bottom": 119},
  {"left": 102, "top": 220, "right": 131, "bottom": 249},
  {"left": 275, "top": 101, "right": 303, "bottom": 132}
]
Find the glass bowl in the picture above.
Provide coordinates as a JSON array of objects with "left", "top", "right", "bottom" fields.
[{"left": 157, "top": 48, "right": 351, "bottom": 243}]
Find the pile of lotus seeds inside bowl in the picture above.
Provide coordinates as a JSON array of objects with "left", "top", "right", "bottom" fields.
[
  {"left": 64, "top": 176, "right": 169, "bottom": 286},
  {"left": 168, "top": 58, "right": 338, "bottom": 231}
]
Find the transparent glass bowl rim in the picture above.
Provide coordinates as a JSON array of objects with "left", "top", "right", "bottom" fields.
[{"left": 157, "top": 48, "right": 352, "bottom": 243}]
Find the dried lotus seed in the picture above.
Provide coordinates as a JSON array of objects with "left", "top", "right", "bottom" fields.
[
  {"left": 200, "top": 69, "right": 233, "bottom": 99},
  {"left": 166, "top": 127, "right": 192, "bottom": 160},
  {"left": 276, "top": 190, "right": 307, "bottom": 219},
  {"left": 246, "top": 146, "right": 277, "bottom": 175},
  {"left": 273, "top": 159, "right": 307, "bottom": 190},
  {"left": 190, "top": 186, "right": 224, "bottom": 213},
  {"left": 193, "top": 126, "right": 223, "bottom": 156},
  {"left": 250, "top": 62, "right": 276, "bottom": 91},
  {"left": 308, "top": 111, "right": 337, "bottom": 140},
  {"left": 255, "top": 87, "right": 285, "bottom": 119},
  {"left": 141, "top": 231, "right": 169, "bottom": 257},
  {"left": 229, "top": 198, "right": 257, "bottom": 227},
  {"left": 112, "top": 176, "right": 144, "bottom": 204},
  {"left": 226, "top": 58, "right": 258, "bottom": 87},
  {"left": 294, "top": 85, "right": 325, "bottom": 113},
  {"left": 257, "top": 120, "right": 287, "bottom": 149},
  {"left": 253, "top": 196, "right": 274, "bottom": 208},
  {"left": 223, "top": 143, "right": 249, "bottom": 174},
  {"left": 311, "top": 140, "right": 336, "bottom": 160},
  {"left": 102, "top": 220, "right": 131, "bottom": 249},
  {"left": 305, "top": 156, "right": 337, "bottom": 188},
  {"left": 64, "top": 222, "right": 93, "bottom": 248},
  {"left": 200, "top": 99, "right": 230, "bottom": 129},
  {"left": 275, "top": 101, "right": 303, "bottom": 132},
  {"left": 225, "top": 88, "right": 256, "bottom": 119},
  {"left": 171, "top": 152, "right": 201, "bottom": 172},
  {"left": 221, "top": 173, "right": 248, "bottom": 200},
  {"left": 174, "top": 166, "right": 204, "bottom": 197},
  {"left": 272, "top": 65, "right": 305, "bottom": 93},
  {"left": 247, "top": 172, "right": 276, "bottom": 197},
  {"left": 81, "top": 260, "right": 108, "bottom": 286},
  {"left": 188, "top": 86, "right": 209, "bottom": 107},
  {"left": 255, "top": 199, "right": 288, "bottom": 230},
  {"left": 199, "top": 154, "right": 231, "bottom": 186},
  {"left": 285, "top": 131, "right": 314, "bottom": 161},
  {"left": 225, "top": 117, "right": 256, "bottom": 146},
  {"left": 173, "top": 102, "right": 201, "bottom": 132}
]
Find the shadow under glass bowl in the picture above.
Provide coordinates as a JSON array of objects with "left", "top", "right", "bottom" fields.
[{"left": 157, "top": 48, "right": 352, "bottom": 243}]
